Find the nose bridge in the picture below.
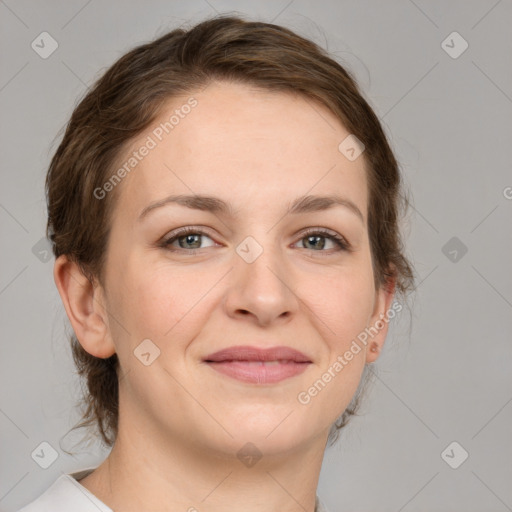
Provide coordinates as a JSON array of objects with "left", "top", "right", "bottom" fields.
[
  {"left": 236, "top": 232, "right": 287, "bottom": 295},
  {"left": 225, "top": 231, "right": 297, "bottom": 323}
]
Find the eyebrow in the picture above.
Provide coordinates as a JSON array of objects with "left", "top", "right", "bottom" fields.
[{"left": 137, "top": 193, "right": 364, "bottom": 223}]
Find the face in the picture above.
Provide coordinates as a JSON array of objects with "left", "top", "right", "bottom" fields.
[{"left": 96, "top": 81, "right": 392, "bottom": 456}]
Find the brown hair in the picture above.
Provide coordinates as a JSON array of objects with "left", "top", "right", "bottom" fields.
[{"left": 47, "top": 14, "right": 415, "bottom": 449}]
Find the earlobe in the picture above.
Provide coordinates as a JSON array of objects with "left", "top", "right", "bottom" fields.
[
  {"left": 53, "top": 255, "right": 116, "bottom": 359},
  {"left": 365, "top": 276, "right": 396, "bottom": 364}
]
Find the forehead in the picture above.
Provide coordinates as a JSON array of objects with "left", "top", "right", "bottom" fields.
[{"left": 112, "top": 81, "right": 368, "bottom": 221}]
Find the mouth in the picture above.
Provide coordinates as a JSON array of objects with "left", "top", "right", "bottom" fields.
[{"left": 203, "top": 345, "right": 312, "bottom": 384}]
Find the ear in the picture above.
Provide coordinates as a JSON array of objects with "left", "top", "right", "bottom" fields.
[
  {"left": 53, "top": 254, "right": 116, "bottom": 358},
  {"left": 365, "top": 275, "right": 397, "bottom": 364}
]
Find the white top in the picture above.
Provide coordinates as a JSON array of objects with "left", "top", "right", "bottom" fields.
[
  {"left": 17, "top": 468, "right": 112, "bottom": 512},
  {"left": 17, "top": 467, "right": 330, "bottom": 512}
]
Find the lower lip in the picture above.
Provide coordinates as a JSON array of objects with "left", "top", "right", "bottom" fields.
[{"left": 205, "top": 361, "right": 310, "bottom": 384}]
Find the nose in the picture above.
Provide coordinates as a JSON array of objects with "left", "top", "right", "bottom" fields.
[{"left": 223, "top": 239, "right": 299, "bottom": 327}]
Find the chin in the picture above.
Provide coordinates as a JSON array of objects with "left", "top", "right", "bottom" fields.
[{"left": 206, "top": 409, "right": 324, "bottom": 458}]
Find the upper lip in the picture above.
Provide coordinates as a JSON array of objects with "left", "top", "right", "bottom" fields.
[{"left": 204, "top": 345, "right": 312, "bottom": 363}]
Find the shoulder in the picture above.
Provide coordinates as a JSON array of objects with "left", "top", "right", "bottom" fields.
[{"left": 16, "top": 471, "right": 112, "bottom": 512}]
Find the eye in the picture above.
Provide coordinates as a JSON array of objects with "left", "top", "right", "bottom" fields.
[
  {"left": 160, "top": 227, "right": 217, "bottom": 253},
  {"left": 294, "top": 228, "right": 350, "bottom": 253},
  {"left": 159, "top": 226, "right": 351, "bottom": 255}
]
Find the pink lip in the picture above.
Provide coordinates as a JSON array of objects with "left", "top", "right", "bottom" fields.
[{"left": 203, "top": 345, "right": 312, "bottom": 384}]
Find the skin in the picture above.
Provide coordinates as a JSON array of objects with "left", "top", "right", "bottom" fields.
[{"left": 54, "top": 80, "right": 395, "bottom": 512}]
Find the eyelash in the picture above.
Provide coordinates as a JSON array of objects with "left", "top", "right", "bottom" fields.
[{"left": 159, "top": 226, "right": 351, "bottom": 255}]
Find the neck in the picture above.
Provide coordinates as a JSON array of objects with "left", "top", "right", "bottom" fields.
[{"left": 79, "top": 412, "right": 328, "bottom": 512}]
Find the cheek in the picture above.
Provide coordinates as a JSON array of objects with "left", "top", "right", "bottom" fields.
[
  {"left": 309, "top": 264, "right": 376, "bottom": 348},
  {"left": 109, "top": 261, "right": 212, "bottom": 350},
  {"left": 294, "top": 269, "right": 375, "bottom": 424}
]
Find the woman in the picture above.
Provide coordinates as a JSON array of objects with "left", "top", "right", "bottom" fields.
[{"left": 19, "top": 14, "right": 414, "bottom": 512}]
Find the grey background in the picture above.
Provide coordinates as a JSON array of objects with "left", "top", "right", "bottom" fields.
[{"left": 1, "top": 1, "right": 511, "bottom": 511}]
